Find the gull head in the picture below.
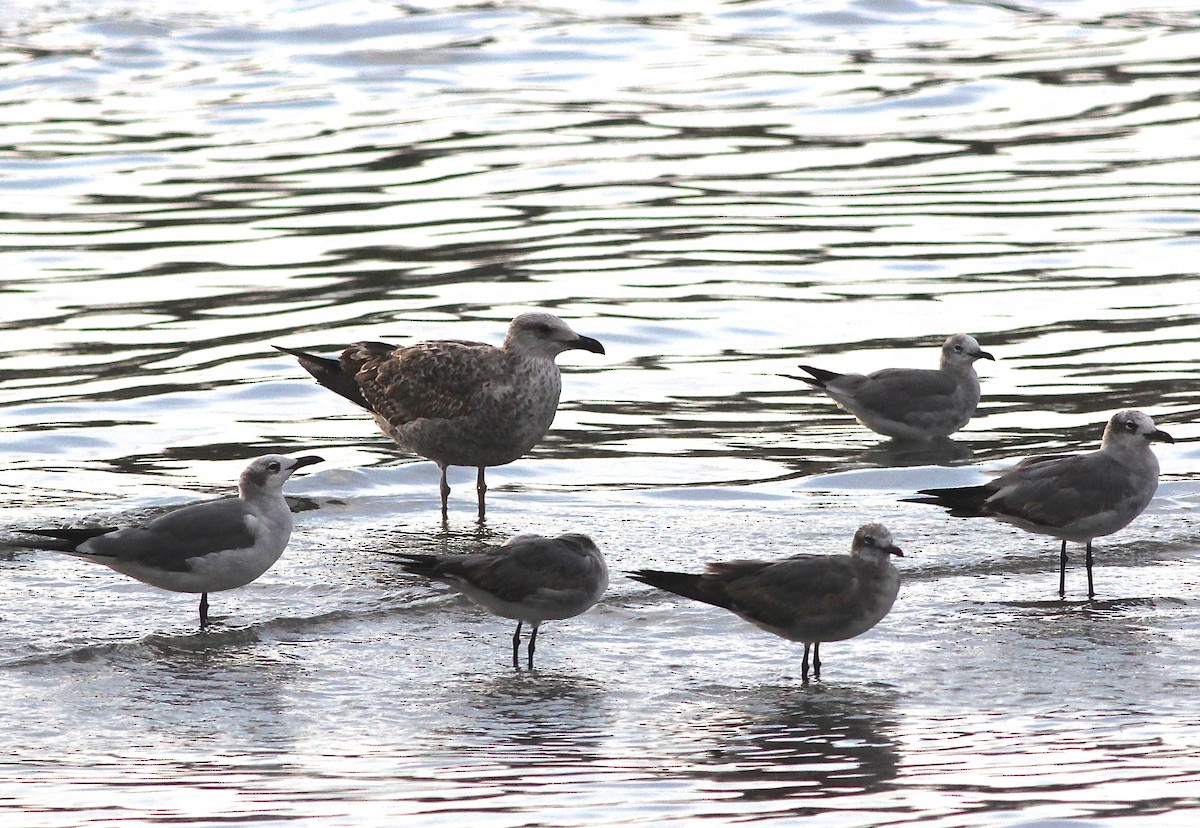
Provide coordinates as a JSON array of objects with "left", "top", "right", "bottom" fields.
[
  {"left": 1102, "top": 410, "right": 1174, "bottom": 452},
  {"left": 504, "top": 312, "right": 605, "bottom": 359},
  {"left": 239, "top": 454, "right": 324, "bottom": 498},
  {"left": 940, "top": 334, "right": 994, "bottom": 369},
  {"left": 850, "top": 523, "right": 905, "bottom": 561}
]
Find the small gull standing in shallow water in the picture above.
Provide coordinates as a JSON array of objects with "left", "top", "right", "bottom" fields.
[
  {"left": 630, "top": 523, "right": 903, "bottom": 681},
  {"left": 276, "top": 312, "right": 605, "bottom": 521},
  {"left": 6, "top": 454, "right": 323, "bottom": 626},
  {"left": 907, "top": 410, "right": 1173, "bottom": 598},
  {"left": 786, "top": 334, "right": 995, "bottom": 441},
  {"left": 392, "top": 532, "right": 608, "bottom": 667}
]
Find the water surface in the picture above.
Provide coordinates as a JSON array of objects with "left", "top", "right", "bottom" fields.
[{"left": 3, "top": 0, "right": 1200, "bottom": 825}]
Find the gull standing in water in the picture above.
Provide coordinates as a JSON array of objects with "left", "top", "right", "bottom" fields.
[
  {"left": 7, "top": 454, "right": 323, "bottom": 626},
  {"left": 276, "top": 312, "right": 605, "bottom": 521},
  {"left": 787, "top": 334, "right": 994, "bottom": 441},
  {"left": 630, "top": 523, "right": 904, "bottom": 681},
  {"left": 392, "top": 532, "right": 608, "bottom": 667},
  {"left": 907, "top": 410, "right": 1173, "bottom": 598}
]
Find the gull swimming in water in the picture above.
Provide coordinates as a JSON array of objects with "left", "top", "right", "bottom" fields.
[
  {"left": 907, "top": 410, "right": 1173, "bottom": 598},
  {"left": 787, "top": 334, "right": 995, "bottom": 441},
  {"left": 630, "top": 523, "right": 903, "bottom": 680},
  {"left": 392, "top": 532, "right": 608, "bottom": 667},
  {"left": 276, "top": 312, "right": 605, "bottom": 521},
  {"left": 7, "top": 454, "right": 323, "bottom": 626}
]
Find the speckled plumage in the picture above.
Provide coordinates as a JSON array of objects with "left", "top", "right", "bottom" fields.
[
  {"left": 277, "top": 312, "right": 604, "bottom": 520},
  {"left": 630, "top": 523, "right": 904, "bottom": 680},
  {"left": 909, "top": 410, "right": 1173, "bottom": 597}
]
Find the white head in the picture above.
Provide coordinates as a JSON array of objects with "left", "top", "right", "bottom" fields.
[
  {"left": 940, "top": 334, "right": 995, "bottom": 370},
  {"left": 504, "top": 312, "right": 605, "bottom": 360},
  {"left": 1101, "top": 410, "right": 1174, "bottom": 453},
  {"left": 850, "top": 523, "right": 905, "bottom": 563},
  {"left": 239, "top": 454, "right": 324, "bottom": 499}
]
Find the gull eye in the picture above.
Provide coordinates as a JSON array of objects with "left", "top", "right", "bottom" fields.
[
  {"left": 268, "top": 461, "right": 281, "bottom": 473},
  {"left": 862, "top": 535, "right": 876, "bottom": 546},
  {"left": 1124, "top": 420, "right": 1138, "bottom": 432}
]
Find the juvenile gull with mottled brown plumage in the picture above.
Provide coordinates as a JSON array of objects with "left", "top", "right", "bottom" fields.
[
  {"left": 630, "top": 523, "right": 904, "bottom": 681},
  {"left": 276, "top": 312, "right": 605, "bottom": 520},
  {"left": 392, "top": 532, "right": 608, "bottom": 667},
  {"left": 906, "top": 410, "right": 1173, "bottom": 598}
]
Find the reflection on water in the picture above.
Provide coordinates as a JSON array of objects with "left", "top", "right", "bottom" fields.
[
  {"left": 446, "top": 670, "right": 612, "bottom": 760},
  {"left": 3, "top": 0, "right": 1200, "bottom": 825},
  {"left": 684, "top": 684, "right": 901, "bottom": 817}
]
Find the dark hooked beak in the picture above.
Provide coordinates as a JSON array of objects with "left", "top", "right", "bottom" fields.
[
  {"left": 289, "top": 455, "right": 325, "bottom": 471},
  {"left": 975, "top": 350, "right": 996, "bottom": 361},
  {"left": 571, "top": 335, "right": 605, "bottom": 356},
  {"left": 887, "top": 544, "right": 905, "bottom": 558},
  {"left": 1150, "top": 428, "right": 1174, "bottom": 444}
]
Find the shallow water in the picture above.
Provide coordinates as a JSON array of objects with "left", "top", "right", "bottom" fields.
[{"left": 3, "top": 0, "right": 1200, "bottom": 825}]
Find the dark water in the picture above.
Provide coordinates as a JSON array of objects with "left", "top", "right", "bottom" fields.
[{"left": 3, "top": 1, "right": 1200, "bottom": 825}]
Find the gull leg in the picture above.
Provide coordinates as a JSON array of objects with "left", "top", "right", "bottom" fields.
[
  {"left": 1085, "top": 541, "right": 1095, "bottom": 599},
  {"left": 802, "top": 642, "right": 811, "bottom": 682},
  {"left": 512, "top": 621, "right": 523, "bottom": 668},
  {"left": 1059, "top": 540, "right": 1068, "bottom": 598},
  {"left": 476, "top": 466, "right": 487, "bottom": 523},
  {"left": 527, "top": 623, "right": 540, "bottom": 668},
  {"left": 812, "top": 642, "right": 821, "bottom": 679},
  {"left": 199, "top": 593, "right": 210, "bottom": 628},
  {"left": 438, "top": 463, "right": 450, "bottom": 522}
]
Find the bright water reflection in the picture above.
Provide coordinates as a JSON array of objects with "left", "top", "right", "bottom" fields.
[{"left": 3, "top": 0, "right": 1200, "bottom": 825}]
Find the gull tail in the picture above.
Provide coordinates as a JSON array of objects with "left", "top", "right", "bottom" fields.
[
  {"left": 388, "top": 552, "right": 470, "bottom": 582},
  {"left": 629, "top": 569, "right": 737, "bottom": 612},
  {"left": 274, "top": 344, "right": 373, "bottom": 411},
  {"left": 7, "top": 527, "right": 118, "bottom": 554},
  {"left": 781, "top": 365, "right": 843, "bottom": 389},
  {"left": 390, "top": 553, "right": 443, "bottom": 578},
  {"left": 903, "top": 485, "right": 993, "bottom": 518}
]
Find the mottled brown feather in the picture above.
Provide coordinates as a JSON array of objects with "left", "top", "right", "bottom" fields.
[{"left": 344, "top": 340, "right": 506, "bottom": 426}]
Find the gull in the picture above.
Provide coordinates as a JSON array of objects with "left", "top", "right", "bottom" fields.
[
  {"left": 907, "top": 410, "right": 1173, "bottom": 598},
  {"left": 786, "top": 334, "right": 995, "bottom": 441},
  {"left": 392, "top": 532, "right": 608, "bottom": 667},
  {"left": 276, "top": 312, "right": 605, "bottom": 521},
  {"left": 7, "top": 454, "right": 323, "bottom": 626},
  {"left": 630, "top": 523, "right": 903, "bottom": 680}
]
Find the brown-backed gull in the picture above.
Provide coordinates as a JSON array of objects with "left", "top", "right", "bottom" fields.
[{"left": 276, "top": 312, "right": 604, "bottom": 520}]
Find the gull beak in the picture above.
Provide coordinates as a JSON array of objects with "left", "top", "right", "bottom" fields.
[
  {"left": 289, "top": 455, "right": 325, "bottom": 471},
  {"left": 887, "top": 544, "right": 905, "bottom": 558},
  {"left": 975, "top": 350, "right": 996, "bottom": 361},
  {"left": 571, "top": 335, "right": 606, "bottom": 356},
  {"left": 1150, "top": 428, "right": 1174, "bottom": 444}
]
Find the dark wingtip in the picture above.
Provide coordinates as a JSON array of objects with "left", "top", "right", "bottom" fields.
[{"left": 794, "top": 365, "right": 840, "bottom": 387}]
